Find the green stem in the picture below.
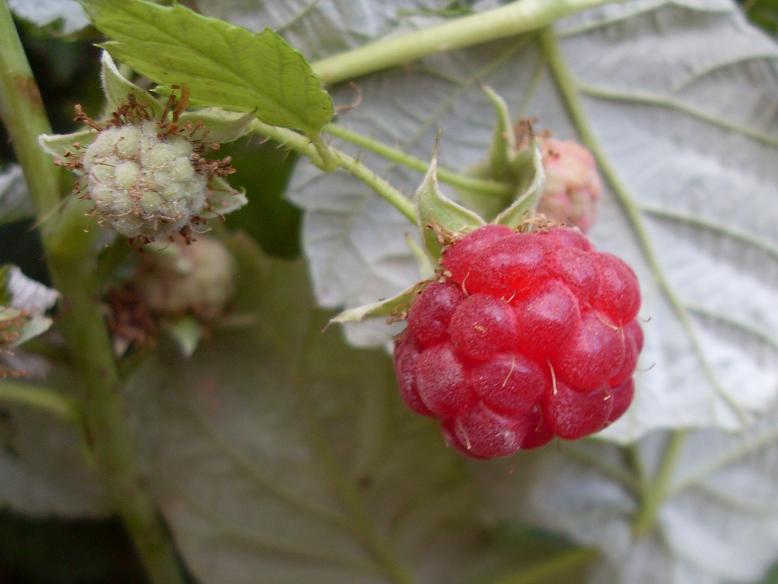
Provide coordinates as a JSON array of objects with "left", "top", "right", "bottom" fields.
[
  {"left": 631, "top": 432, "right": 686, "bottom": 537},
  {"left": 311, "top": 0, "right": 616, "bottom": 85},
  {"left": 249, "top": 120, "right": 417, "bottom": 224},
  {"left": 0, "top": 381, "right": 78, "bottom": 421},
  {"left": 0, "top": 4, "right": 183, "bottom": 583},
  {"left": 324, "top": 123, "right": 514, "bottom": 197},
  {"left": 492, "top": 548, "right": 598, "bottom": 584}
]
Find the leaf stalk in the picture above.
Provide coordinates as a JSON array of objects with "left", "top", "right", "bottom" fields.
[{"left": 248, "top": 119, "right": 417, "bottom": 224}]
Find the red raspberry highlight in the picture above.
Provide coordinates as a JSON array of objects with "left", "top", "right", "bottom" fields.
[
  {"left": 555, "top": 311, "right": 626, "bottom": 391},
  {"left": 441, "top": 224, "right": 514, "bottom": 285},
  {"left": 394, "top": 225, "right": 643, "bottom": 459},
  {"left": 513, "top": 280, "right": 580, "bottom": 359},
  {"left": 462, "top": 235, "right": 548, "bottom": 297},
  {"left": 406, "top": 281, "right": 464, "bottom": 346},
  {"left": 447, "top": 402, "right": 530, "bottom": 459},
  {"left": 470, "top": 354, "right": 547, "bottom": 416},
  {"left": 450, "top": 294, "right": 519, "bottom": 361},
  {"left": 416, "top": 345, "right": 473, "bottom": 417},
  {"left": 592, "top": 253, "right": 640, "bottom": 324}
]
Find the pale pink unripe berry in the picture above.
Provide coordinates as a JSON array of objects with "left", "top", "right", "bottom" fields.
[
  {"left": 81, "top": 121, "right": 208, "bottom": 240},
  {"left": 137, "top": 236, "right": 236, "bottom": 320},
  {"left": 538, "top": 138, "right": 602, "bottom": 232}
]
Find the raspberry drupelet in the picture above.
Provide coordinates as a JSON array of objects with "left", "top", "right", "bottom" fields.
[{"left": 393, "top": 225, "right": 642, "bottom": 459}]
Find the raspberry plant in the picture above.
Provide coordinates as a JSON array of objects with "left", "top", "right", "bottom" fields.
[{"left": 1, "top": 1, "right": 777, "bottom": 584}]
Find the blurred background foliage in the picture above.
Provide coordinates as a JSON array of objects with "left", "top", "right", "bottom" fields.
[{"left": 0, "top": 3, "right": 774, "bottom": 582}]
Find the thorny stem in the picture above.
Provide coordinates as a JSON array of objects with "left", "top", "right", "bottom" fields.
[
  {"left": 248, "top": 119, "right": 418, "bottom": 224},
  {"left": 0, "top": 3, "right": 184, "bottom": 583},
  {"left": 311, "top": 0, "right": 619, "bottom": 85}
]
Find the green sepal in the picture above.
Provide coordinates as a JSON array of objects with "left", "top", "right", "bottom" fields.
[
  {"left": 178, "top": 109, "right": 255, "bottom": 144},
  {"left": 38, "top": 129, "right": 98, "bottom": 162},
  {"left": 99, "top": 50, "right": 162, "bottom": 115},
  {"left": 13, "top": 315, "right": 54, "bottom": 347},
  {"left": 164, "top": 315, "right": 203, "bottom": 358},
  {"left": 494, "top": 141, "right": 545, "bottom": 228},
  {"left": 202, "top": 177, "right": 248, "bottom": 219},
  {"left": 456, "top": 89, "right": 546, "bottom": 223},
  {"left": 415, "top": 155, "right": 485, "bottom": 258},
  {"left": 0, "top": 266, "right": 58, "bottom": 349},
  {"left": 483, "top": 85, "right": 516, "bottom": 179},
  {"left": 329, "top": 283, "right": 420, "bottom": 327}
]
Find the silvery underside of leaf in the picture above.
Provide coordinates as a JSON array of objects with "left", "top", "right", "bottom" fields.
[{"left": 223, "top": 0, "right": 778, "bottom": 443}]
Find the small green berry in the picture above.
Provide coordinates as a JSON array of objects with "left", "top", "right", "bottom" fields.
[
  {"left": 137, "top": 236, "right": 237, "bottom": 320},
  {"left": 81, "top": 121, "right": 208, "bottom": 240}
]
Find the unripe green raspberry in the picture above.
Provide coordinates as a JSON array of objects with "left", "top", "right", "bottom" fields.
[
  {"left": 538, "top": 138, "right": 602, "bottom": 232},
  {"left": 137, "top": 236, "right": 236, "bottom": 320},
  {"left": 81, "top": 121, "right": 208, "bottom": 240}
]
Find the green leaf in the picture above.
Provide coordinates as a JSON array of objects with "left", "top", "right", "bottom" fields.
[
  {"left": 81, "top": 0, "right": 334, "bottom": 135},
  {"left": 747, "top": 0, "right": 778, "bottom": 37},
  {"left": 415, "top": 156, "right": 484, "bottom": 258}
]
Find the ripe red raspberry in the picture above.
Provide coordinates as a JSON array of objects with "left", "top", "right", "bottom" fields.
[{"left": 393, "top": 225, "right": 642, "bottom": 459}]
